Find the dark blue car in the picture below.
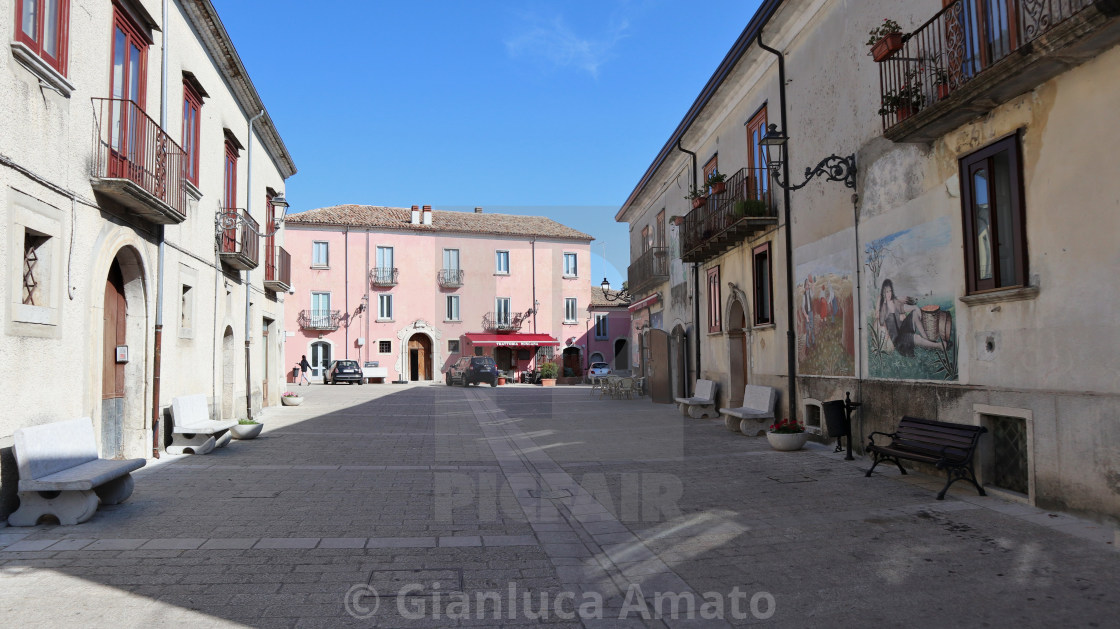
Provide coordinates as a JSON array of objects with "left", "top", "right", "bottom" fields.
[
  {"left": 446, "top": 356, "right": 499, "bottom": 387},
  {"left": 324, "top": 360, "right": 364, "bottom": 385}
]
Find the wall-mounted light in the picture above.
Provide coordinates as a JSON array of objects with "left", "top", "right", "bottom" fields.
[
  {"left": 760, "top": 124, "right": 857, "bottom": 191},
  {"left": 600, "top": 278, "right": 631, "bottom": 303}
]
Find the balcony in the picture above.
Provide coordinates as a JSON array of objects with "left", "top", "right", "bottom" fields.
[
  {"left": 298, "top": 310, "right": 342, "bottom": 331},
  {"left": 218, "top": 209, "right": 259, "bottom": 270},
  {"left": 482, "top": 310, "right": 530, "bottom": 333},
  {"left": 370, "top": 267, "right": 399, "bottom": 287},
  {"left": 264, "top": 246, "right": 291, "bottom": 292},
  {"left": 437, "top": 269, "right": 465, "bottom": 288},
  {"left": 627, "top": 247, "right": 669, "bottom": 295},
  {"left": 90, "top": 98, "right": 186, "bottom": 224},
  {"left": 680, "top": 167, "right": 778, "bottom": 264},
  {"left": 879, "top": 0, "right": 1120, "bottom": 142}
]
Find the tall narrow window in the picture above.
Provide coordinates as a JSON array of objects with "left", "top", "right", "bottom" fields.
[
  {"left": 312, "top": 241, "right": 329, "bottom": 267},
  {"left": 641, "top": 226, "right": 650, "bottom": 253},
  {"left": 374, "top": 246, "right": 393, "bottom": 283},
  {"left": 707, "top": 266, "right": 721, "bottom": 333},
  {"left": 22, "top": 231, "right": 49, "bottom": 306},
  {"left": 223, "top": 138, "right": 238, "bottom": 210},
  {"left": 496, "top": 297, "right": 511, "bottom": 325},
  {"left": 16, "top": 0, "right": 70, "bottom": 75},
  {"left": 595, "top": 314, "right": 609, "bottom": 339},
  {"left": 960, "top": 135, "right": 1026, "bottom": 293},
  {"left": 746, "top": 107, "right": 769, "bottom": 204},
  {"left": 655, "top": 210, "right": 666, "bottom": 248},
  {"left": 564, "top": 298, "right": 577, "bottom": 323},
  {"left": 108, "top": 8, "right": 147, "bottom": 181},
  {"left": 182, "top": 80, "right": 202, "bottom": 186},
  {"left": 563, "top": 253, "right": 578, "bottom": 277},
  {"left": 496, "top": 250, "right": 510, "bottom": 274},
  {"left": 378, "top": 294, "right": 393, "bottom": 320},
  {"left": 703, "top": 155, "right": 718, "bottom": 192},
  {"left": 752, "top": 243, "right": 773, "bottom": 325},
  {"left": 311, "top": 292, "right": 331, "bottom": 327},
  {"left": 446, "top": 295, "right": 460, "bottom": 321}
]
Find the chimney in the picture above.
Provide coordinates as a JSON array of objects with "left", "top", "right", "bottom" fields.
[
  {"left": 422, "top": 205, "right": 433, "bottom": 226},
  {"left": 410, "top": 205, "right": 420, "bottom": 224},
  {"left": 474, "top": 207, "right": 483, "bottom": 213}
]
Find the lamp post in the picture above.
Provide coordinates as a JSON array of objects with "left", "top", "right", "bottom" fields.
[{"left": 600, "top": 278, "right": 631, "bottom": 303}]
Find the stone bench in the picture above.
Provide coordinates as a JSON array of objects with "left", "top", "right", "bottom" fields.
[
  {"left": 9, "top": 417, "right": 146, "bottom": 526},
  {"left": 674, "top": 379, "right": 718, "bottom": 419},
  {"left": 720, "top": 385, "right": 778, "bottom": 435},
  {"left": 169, "top": 394, "right": 237, "bottom": 455}
]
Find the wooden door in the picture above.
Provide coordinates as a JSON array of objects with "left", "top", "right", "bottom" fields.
[
  {"left": 261, "top": 320, "right": 270, "bottom": 406},
  {"left": 648, "top": 329, "right": 672, "bottom": 404},
  {"left": 408, "top": 335, "right": 431, "bottom": 380},
  {"left": 102, "top": 260, "right": 126, "bottom": 457}
]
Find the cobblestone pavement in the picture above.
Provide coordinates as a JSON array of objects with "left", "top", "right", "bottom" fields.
[{"left": 1, "top": 382, "right": 1118, "bottom": 627}]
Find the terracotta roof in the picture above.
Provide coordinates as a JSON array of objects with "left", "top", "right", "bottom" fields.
[
  {"left": 286, "top": 205, "right": 592, "bottom": 241},
  {"left": 590, "top": 287, "right": 631, "bottom": 308}
]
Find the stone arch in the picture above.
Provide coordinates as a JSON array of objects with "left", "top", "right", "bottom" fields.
[
  {"left": 724, "top": 284, "right": 751, "bottom": 407},
  {"left": 98, "top": 246, "right": 148, "bottom": 459},
  {"left": 396, "top": 320, "right": 442, "bottom": 382}
]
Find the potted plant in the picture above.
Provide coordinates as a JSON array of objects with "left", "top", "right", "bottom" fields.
[
  {"left": 733, "top": 199, "right": 770, "bottom": 218},
  {"left": 230, "top": 418, "right": 263, "bottom": 440},
  {"left": 878, "top": 70, "right": 925, "bottom": 120},
  {"left": 281, "top": 391, "right": 303, "bottom": 406},
  {"left": 685, "top": 185, "right": 708, "bottom": 209},
  {"left": 705, "top": 171, "right": 728, "bottom": 195},
  {"left": 497, "top": 373, "right": 507, "bottom": 386},
  {"left": 537, "top": 361, "right": 558, "bottom": 387},
  {"left": 766, "top": 418, "right": 809, "bottom": 451},
  {"left": 867, "top": 19, "right": 904, "bottom": 62},
  {"left": 932, "top": 66, "right": 950, "bottom": 100}
]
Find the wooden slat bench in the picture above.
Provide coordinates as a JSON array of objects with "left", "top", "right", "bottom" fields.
[
  {"left": 720, "top": 385, "right": 778, "bottom": 435},
  {"left": 674, "top": 379, "right": 718, "bottom": 419},
  {"left": 865, "top": 416, "right": 987, "bottom": 500}
]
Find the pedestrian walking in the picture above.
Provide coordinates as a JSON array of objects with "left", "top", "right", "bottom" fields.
[{"left": 299, "top": 355, "right": 311, "bottom": 386}]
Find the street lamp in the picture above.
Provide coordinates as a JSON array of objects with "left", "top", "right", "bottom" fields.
[
  {"left": 600, "top": 278, "right": 631, "bottom": 303},
  {"left": 760, "top": 124, "right": 857, "bottom": 190}
]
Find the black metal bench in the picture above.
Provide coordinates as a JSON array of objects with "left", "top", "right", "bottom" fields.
[{"left": 865, "top": 416, "right": 987, "bottom": 500}]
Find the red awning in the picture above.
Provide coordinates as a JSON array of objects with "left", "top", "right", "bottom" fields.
[
  {"left": 463, "top": 333, "right": 560, "bottom": 347},
  {"left": 627, "top": 293, "right": 660, "bottom": 312}
]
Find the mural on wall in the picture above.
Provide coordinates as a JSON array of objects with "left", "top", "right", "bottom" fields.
[
  {"left": 864, "top": 218, "right": 958, "bottom": 380},
  {"left": 796, "top": 253, "right": 855, "bottom": 376}
]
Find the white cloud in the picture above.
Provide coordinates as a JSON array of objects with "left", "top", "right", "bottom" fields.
[{"left": 505, "top": 14, "right": 629, "bottom": 78}]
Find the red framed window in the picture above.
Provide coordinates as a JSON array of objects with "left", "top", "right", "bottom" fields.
[
  {"left": 703, "top": 154, "right": 718, "bottom": 192},
  {"left": 752, "top": 243, "right": 773, "bottom": 325},
  {"left": 707, "top": 266, "right": 721, "bottom": 333},
  {"left": 223, "top": 139, "right": 238, "bottom": 210},
  {"left": 265, "top": 194, "right": 276, "bottom": 272},
  {"left": 182, "top": 81, "right": 203, "bottom": 186},
  {"left": 110, "top": 7, "right": 147, "bottom": 106},
  {"left": 960, "top": 134, "right": 1026, "bottom": 293},
  {"left": 14, "top": 0, "right": 70, "bottom": 75},
  {"left": 746, "top": 106, "right": 769, "bottom": 203}
]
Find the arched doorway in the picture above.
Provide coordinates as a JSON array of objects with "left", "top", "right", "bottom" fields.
[
  {"left": 614, "top": 338, "right": 628, "bottom": 372},
  {"left": 310, "top": 340, "right": 332, "bottom": 378},
  {"left": 408, "top": 333, "right": 432, "bottom": 381},
  {"left": 222, "top": 327, "right": 235, "bottom": 419},
  {"left": 101, "top": 250, "right": 146, "bottom": 459},
  {"left": 727, "top": 300, "right": 748, "bottom": 406},
  {"left": 562, "top": 347, "right": 581, "bottom": 378},
  {"left": 101, "top": 260, "right": 127, "bottom": 458}
]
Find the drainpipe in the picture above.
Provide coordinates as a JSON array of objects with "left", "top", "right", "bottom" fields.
[
  {"left": 244, "top": 109, "right": 265, "bottom": 421},
  {"left": 150, "top": 0, "right": 170, "bottom": 457},
  {"left": 676, "top": 139, "right": 700, "bottom": 397},
  {"left": 757, "top": 30, "right": 798, "bottom": 424},
  {"left": 344, "top": 225, "right": 349, "bottom": 358},
  {"left": 365, "top": 229, "right": 370, "bottom": 364},
  {"left": 531, "top": 239, "right": 537, "bottom": 334}
]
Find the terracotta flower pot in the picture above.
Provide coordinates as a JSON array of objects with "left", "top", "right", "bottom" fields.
[
  {"left": 710, "top": 181, "right": 726, "bottom": 195},
  {"left": 937, "top": 84, "right": 950, "bottom": 101},
  {"left": 895, "top": 105, "right": 915, "bottom": 121},
  {"left": 871, "top": 33, "right": 903, "bottom": 62},
  {"left": 766, "top": 431, "right": 809, "bottom": 451},
  {"left": 540, "top": 378, "right": 557, "bottom": 387},
  {"left": 691, "top": 196, "right": 708, "bottom": 209},
  {"left": 497, "top": 377, "right": 506, "bottom": 386}
]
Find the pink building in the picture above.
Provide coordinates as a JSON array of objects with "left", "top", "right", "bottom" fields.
[
  {"left": 283, "top": 205, "right": 593, "bottom": 382},
  {"left": 576, "top": 288, "right": 633, "bottom": 375}
]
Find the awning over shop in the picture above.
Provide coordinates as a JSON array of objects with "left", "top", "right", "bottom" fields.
[
  {"left": 462, "top": 333, "right": 560, "bottom": 347},
  {"left": 627, "top": 293, "right": 660, "bottom": 312}
]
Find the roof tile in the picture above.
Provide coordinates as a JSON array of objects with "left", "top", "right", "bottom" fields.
[{"left": 286, "top": 205, "right": 592, "bottom": 241}]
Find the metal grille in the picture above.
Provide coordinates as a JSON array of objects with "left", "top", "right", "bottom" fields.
[
  {"left": 989, "top": 415, "right": 1028, "bottom": 494},
  {"left": 22, "top": 235, "right": 46, "bottom": 305}
]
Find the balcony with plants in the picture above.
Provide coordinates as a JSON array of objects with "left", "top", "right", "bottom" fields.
[
  {"left": 679, "top": 167, "right": 778, "bottom": 264},
  {"left": 873, "top": 1, "right": 1120, "bottom": 142},
  {"left": 481, "top": 310, "right": 530, "bottom": 333},
  {"left": 627, "top": 246, "right": 669, "bottom": 295}
]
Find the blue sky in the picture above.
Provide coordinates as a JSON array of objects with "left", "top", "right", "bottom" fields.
[{"left": 213, "top": 0, "right": 762, "bottom": 285}]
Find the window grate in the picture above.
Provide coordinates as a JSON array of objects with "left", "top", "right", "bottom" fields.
[
  {"left": 22, "top": 235, "right": 46, "bottom": 305},
  {"left": 989, "top": 415, "right": 1028, "bottom": 494}
]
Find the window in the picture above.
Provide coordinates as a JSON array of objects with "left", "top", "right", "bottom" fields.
[
  {"left": 707, "top": 266, "right": 721, "bottom": 333},
  {"left": 564, "top": 298, "right": 577, "bottom": 323},
  {"left": 641, "top": 226, "right": 650, "bottom": 253},
  {"left": 704, "top": 155, "right": 718, "bottom": 192},
  {"left": 595, "top": 314, "right": 609, "bottom": 339},
  {"left": 373, "top": 246, "right": 393, "bottom": 283},
  {"left": 312, "top": 241, "right": 329, "bottom": 267},
  {"left": 378, "top": 340, "right": 392, "bottom": 354},
  {"left": 446, "top": 295, "right": 460, "bottom": 321},
  {"left": 496, "top": 250, "right": 509, "bottom": 274},
  {"left": 746, "top": 107, "right": 769, "bottom": 203},
  {"left": 15, "top": 0, "right": 70, "bottom": 75},
  {"left": 448, "top": 340, "right": 460, "bottom": 354},
  {"left": 376, "top": 246, "right": 393, "bottom": 269},
  {"left": 961, "top": 135, "right": 1026, "bottom": 293},
  {"left": 179, "top": 283, "right": 193, "bottom": 333},
  {"left": 378, "top": 294, "right": 393, "bottom": 320},
  {"left": 496, "top": 297, "right": 511, "bottom": 325},
  {"left": 310, "top": 292, "right": 331, "bottom": 327},
  {"left": 443, "top": 248, "right": 460, "bottom": 271},
  {"left": 223, "top": 138, "right": 238, "bottom": 210},
  {"left": 563, "top": 252, "right": 578, "bottom": 277},
  {"left": 182, "top": 80, "right": 202, "bottom": 186},
  {"left": 21, "top": 230, "right": 50, "bottom": 306},
  {"left": 656, "top": 210, "right": 666, "bottom": 248},
  {"left": 753, "top": 243, "right": 772, "bottom": 325}
]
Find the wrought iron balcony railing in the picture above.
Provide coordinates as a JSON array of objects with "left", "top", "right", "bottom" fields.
[
  {"left": 264, "top": 246, "right": 291, "bottom": 292},
  {"left": 298, "top": 310, "right": 342, "bottom": 331},
  {"left": 680, "top": 167, "right": 778, "bottom": 263},
  {"left": 482, "top": 310, "right": 529, "bottom": 333},
  {"left": 437, "top": 268, "right": 465, "bottom": 288},
  {"left": 370, "top": 267, "right": 399, "bottom": 287},
  {"left": 878, "top": 0, "right": 1119, "bottom": 141},
  {"left": 90, "top": 98, "right": 186, "bottom": 224},
  {"left": 627, "top": 247, "right": 669, "bottom": 295},
  {"left": 218, "top": 208, "right": 260, "bottom": 270}
]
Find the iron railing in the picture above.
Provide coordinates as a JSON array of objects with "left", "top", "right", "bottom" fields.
[
  {"left": 627, "top": 247, "right": 669, "bottom": 294},
  {"left": 298, "top": 310, "right": 342, "bottom": 330},
  {"left": 370, "top": 267, "right": 399, "bottom": 286},
  {"left": 91, "top": 97, "right": 186, "bottom": 221},
  {"left": 879, "top": 0, "right": 1095, "bottom": 129},
  {"left": 218, "top": 208, "right": 259, "bottom": 269},
  {"left": 264, "top": 246, "right": 291, "bottom": 291},
  {"left": 437, "top": 268, "right": 465, "bottom": 288},
  {"left": 680, "top": 167, "right": 777, "bottom": 262},
  {"left": 482, "top": 310, "right": 528, "bottom": 333}
]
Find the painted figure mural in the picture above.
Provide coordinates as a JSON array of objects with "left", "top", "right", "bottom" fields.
[
  {"left": 864, "top": 218, "right": 958, "bottom": 380},
  {"left": 795, "top": 253, "right": 854, "bottom": 376}
]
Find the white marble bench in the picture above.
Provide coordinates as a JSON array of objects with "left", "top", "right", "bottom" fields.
[
  {"left": 720, "top": 384, "right": 778, "bottom": 435},
  {"left": 9, "top": 417, "right": 145, "bottom": 526},
  {"left": 169, "top": 394, "right": 237, "bottom": 455},
  {"left": 674, "top": 379, "right": 719, "bottom": 419}
]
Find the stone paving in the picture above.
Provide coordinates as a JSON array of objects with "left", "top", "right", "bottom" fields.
[{"left": 1, "top": 382, "right": 1118, "bottom": 627}]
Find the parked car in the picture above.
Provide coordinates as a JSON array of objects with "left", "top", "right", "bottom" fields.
[
  {"left": 589, "top": 362, "right": 611, "bottom": 378},
  {"left": 324, "top": 360, "right": 364, "bottom": 385},
  {"left": 446, "top": 356, "right": 499, "bottom": 387}
]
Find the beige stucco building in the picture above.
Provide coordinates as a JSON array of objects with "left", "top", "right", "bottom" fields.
[
  {"left": 618, "top": 0, "right": 1120, "bottom": 523},
  {"left": 1, "top": 0, "right": 295, "bottom": 521}
]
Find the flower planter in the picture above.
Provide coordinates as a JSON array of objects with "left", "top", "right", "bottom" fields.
[
  {"left": 540, "top": 378, "right": 557, "bottom": 387},
  {"left": 766, "top": 431, "right": 809, "bottom": 451},
  {"left": 937, "top": 84, "right": 950, "bottom": 101},
  {"left": 281, "top": 395, "right": 303, "bottom": 406},
  {"left": 709, "top": 181, "right": 726, "bottom": 195},
  {"left": 231, "top": 422, "right": 263, "bottom": 440},
  {"left": 497, "top": 377, "right": 507, "bottom": 386},
  {"left": 691, "top": 196, "right": 708, "bottom": 209},
  {"left": 895, "top": 105, "right": 916, "bottom": 122},
  {"left": 870, "top": 33, "right": 903, "bottom": 62}
]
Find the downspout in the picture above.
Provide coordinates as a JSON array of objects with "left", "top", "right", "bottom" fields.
[
  {"left": 344, "top": 225, "right": 349, "bottom": 358},
  {"left": 365, "top": 229, "right": 370, "bottom": 364},
  {"left": 757, "top": 30, "right": 798, "bottom": 424},
  {"left": 531, "top": 239, "right": 537, "bottom": 334},
  {"left": 676, "top": 139, "right": 700, "bottom": 397},
  {"left": 852, "top": 193, "right": 864, "bottom": 440},
  {"left": 244, "top": 109, "right": 265, "bottom": 421},
  {"left": 151, "top": 0, "right": 170, "bottom": 457}
]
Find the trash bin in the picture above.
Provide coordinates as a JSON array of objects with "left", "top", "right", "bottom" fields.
[
  {"left": 290, "top": 366, "right": 300, "bottom": 383},
  {"left": 823, "top": 400, "right": 848, "bottom": 437}
]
